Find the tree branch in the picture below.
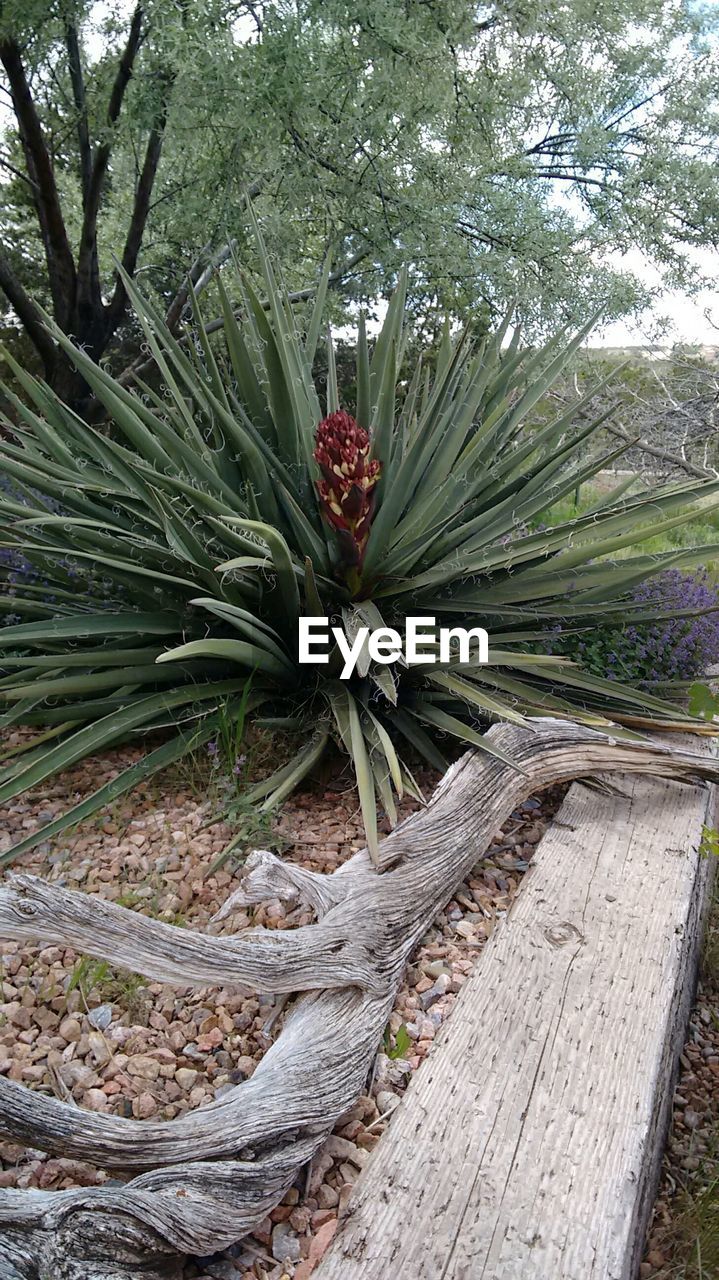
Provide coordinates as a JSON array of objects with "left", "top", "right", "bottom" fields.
[
  {"left": 161, "top": 240, "right": 212, "bottom": 331},
  {"left": 104, "top": 101, "right": 170, "bottom": 341},
  {"left": 0, "top": 150, "right": 39, "bottom": 191},
  {"left": 77, "top": 5, "right": 145, "bottom": 322},
  {"left": 187, "top": 240, "right": 237, "bottom": 305},
  {"left": 0, "top": 38, "right": 76, "bottom": 328},
  {"left": 534, "top": 168, "right": 610, "bottom": 190},
  {"left": 162, "top": 176, "right": 265, "bottom": 333},
  {"left": 523, "top": 130, "right": 576, "bottom": 159},
  {"left": 116, "top": 242, "right": 369, "bottom": 390},
  {"left": 64, "top": 21, "right": 92, "bottom": 206},
  {"left": 0, "top": 250, "right": 56, "bottom": 375},
  {"left": 201, "top": 244, "right": 370, "bottom": 336},
  {"left": 605, "top": 419, "right": 715, "bottom": 479}
]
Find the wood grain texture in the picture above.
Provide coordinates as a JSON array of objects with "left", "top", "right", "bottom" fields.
[
  {"left": 2, "top": 721, "right": 718, "bottom": 1278},
  {"left": 317, "top": 753, "right": 717, "bottom": 1280}
]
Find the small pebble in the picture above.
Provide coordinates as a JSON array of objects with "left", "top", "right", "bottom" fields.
[
  {"left": 271, "top": 1221, "right": 301, "bottom": 1263},
  {"left": 87, "top": 1004, "right": 113, "bottom": 1031}
]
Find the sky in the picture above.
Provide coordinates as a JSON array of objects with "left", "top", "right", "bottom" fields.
[
  {"left": 587, "top": 247, "right": 719, "bottom": 350},
  {"left": 592, "top": 290, "right": 719, "bottom": 349}
]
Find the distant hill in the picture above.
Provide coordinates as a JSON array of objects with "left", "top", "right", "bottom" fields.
[{"left": 586, "top": 344, "right": 719, "bottom": 364}]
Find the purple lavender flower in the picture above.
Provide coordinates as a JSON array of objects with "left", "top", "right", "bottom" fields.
[{"left": 547, "top": 569, "right": 719, "bottom": 688}]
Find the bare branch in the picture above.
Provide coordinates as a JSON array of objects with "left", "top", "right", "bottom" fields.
[
  {"left": 211, "top": 847, "right": 343, "bottom": 921},
  {"left": 191, "top": 239, "right": 237, "bottom": 299},
  {"left": 0, "top": 1139, "right": 319, "bottom": 1278},
  {"left": 161, "top": 240, "right": 213, "bottom": 332},
  {"left": 0, "top": 871, "right": 380, "bottom": 998},
  {"left": 604, "top": 418, "right": 715, "bottom": 479}
]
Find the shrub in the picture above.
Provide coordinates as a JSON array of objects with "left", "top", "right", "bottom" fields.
[
  {"left": 547, "top": 569, "right": 719, "bottom": 687},
  {"left": 1, "top": 225, "right": 719, "bottom": 865}
]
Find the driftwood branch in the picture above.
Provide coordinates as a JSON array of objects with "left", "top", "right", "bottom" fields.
[
  {"left": 1, "top": 719, "right": 718, "bottom": 1278},
  {"left": 0, "top": 866, "right": 379, "bottom": 1007}
]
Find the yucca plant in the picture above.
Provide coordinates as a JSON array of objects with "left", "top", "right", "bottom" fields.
[{"left": 2, "top": 226, "right": 719, "bottom": 867}]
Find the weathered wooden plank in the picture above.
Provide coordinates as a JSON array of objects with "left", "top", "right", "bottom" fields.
[{"left": 318, "top": 761, "right": 717, "bottom": 1280}]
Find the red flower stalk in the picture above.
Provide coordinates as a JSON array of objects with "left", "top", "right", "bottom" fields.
[{"left": 314, "top": 411, "right": 380, "bottom": 572}]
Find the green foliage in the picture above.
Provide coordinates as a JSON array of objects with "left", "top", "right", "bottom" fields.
[
  {"left": 538, "top": 484, "right": 719, "bottom": 559},
  {"left": 206, "top": 677, "right": 254, "bottom": 784},
  {"left": 699, "top": 825, "right": 719, "bottom": 861},
  {"left": 689, "top": 684, "right": 719, "bottom": 722},
  {"left": 677, "top": 1174, "right": 719, "bottom": 1280},
  {"left": 208, "top": 799, "right": 286, "bottom": 875},
  {"left": 65, "top": 955, "right": 149, "bottom": 1020},
  {"left": 2, "top": 234, "right": 719, "bottom": 865},
  {"left": 384, "top": 1023, "right": 412, "bottom": 1061},
  {"left": 64, "top": 955, "right": 110, "bottom": 1009}
]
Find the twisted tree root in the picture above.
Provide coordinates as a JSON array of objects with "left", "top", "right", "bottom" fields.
[{"left": 0, "top": 719, "right": 717, "bottom": 1279}]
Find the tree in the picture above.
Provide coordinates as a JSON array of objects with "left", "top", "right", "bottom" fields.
[
  {"left": 0, "top": 3, "right": 172, "bottom": 407},
  {"left": 1, "top": 0, "right": 719, "bottom": 411}
]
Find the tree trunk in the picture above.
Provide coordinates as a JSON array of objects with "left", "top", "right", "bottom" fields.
[
  {"left": 47, "top": 351, "right": 92, "bottom": 418},
  {"left": 0, "top": 719, "right": 718, "bottom": 1278}
]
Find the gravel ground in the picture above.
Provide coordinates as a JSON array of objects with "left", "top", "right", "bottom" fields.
[
  {"left": 0, "top": 731, "right": 565, "bottom": 1278},
  {"left": 641, "top": 883, "right": 719, "bottom": 1280}
]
